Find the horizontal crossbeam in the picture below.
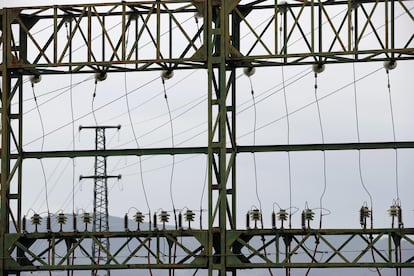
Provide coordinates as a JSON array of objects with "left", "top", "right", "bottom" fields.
[
  {"left": 5, "top": 228, "right": 414, "bottom": 271},
  {"left": 10, "top": 141, "right": 414, "bottom": 159}
]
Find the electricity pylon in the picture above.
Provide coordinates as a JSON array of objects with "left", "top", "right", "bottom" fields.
[{"left": 80, "top": 125, "right": 121, "bottom": 276}]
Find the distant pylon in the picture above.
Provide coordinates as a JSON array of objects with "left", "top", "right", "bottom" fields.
[{"left": 79, "top": 125, "right": 121, "bottom": 276}]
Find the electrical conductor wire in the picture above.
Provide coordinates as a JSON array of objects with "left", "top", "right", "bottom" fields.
[
  {"left": 305, "top": 70, "right": 328, "bottom": 276},
  {"left": 313, "top": 72, "right": 328, "bottom": 229},
  {"left": 31, "top": 83, "right": 50, "bottom": 214},
  {"left": 69, "top": 74, "right": 76, "bottom": 215},
  {"left": 162, "top": 77, "right": 178, "bottom": 229},
  {"left": 352, "top": 63, "right": 374, "bottom": 228},
  {"left": 123, "top": 71, "right": 153, "bottom": 276},
  {"left": 162, "top": 75, "right": 178, "bottom": 275},
  {"left": 386, "top": 68, "right": 400, "bottom": 202},
  {"left": 247, "top": 74, "right": 274, "bottom": 276},
  {"left": 351, "top": 61, "right": 381, "bottom": 275},
  {"left": 123, "top": 73, "right": 151, "bottom": 224}
]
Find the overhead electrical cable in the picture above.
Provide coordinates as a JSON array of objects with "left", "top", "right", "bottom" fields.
[
  {"left": 105, "top": 70, "right": 199, "bottom": 124},
  {"left": 352, "top": 61, "right": 380, "bottom": 275},
  {"left": 31, "top": 82, "right": 50, "bottom": 214},
  {"left": 385, "top": 67, "right": 400, "bottom": 202},
  {"left": 245, "top": 69, "right": 274, "bottom": 276},
  {"left": 123, "top": 59, "right": 151, "bottom": 228},
  {"left": 24, "top": 75, "right": 160, "bottom": 147},
  {"left": 305, "top": 67, "right": 328, "bottom": 276},
  {"left": 70, "top": 73, "right": 76, "bottom": 215},
  {"left": 238, "top": 66, "right": 384, "bottom": 140},
  {"left": 281, "top": 65, "right": 293, "bottom": 230},
  {"left": 313, "top": 70, "right": 328, "bottom": 229}
]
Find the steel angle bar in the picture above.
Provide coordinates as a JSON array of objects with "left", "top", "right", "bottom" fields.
[{"left": 319, "top": 233, "right": 354, "bottom": 263}]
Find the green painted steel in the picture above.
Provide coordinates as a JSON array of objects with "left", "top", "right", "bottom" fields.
[{"left": 1, "top": 0, "right": 414, "bottom": 275}]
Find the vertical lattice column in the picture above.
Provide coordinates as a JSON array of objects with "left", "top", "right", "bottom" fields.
[{"left": 79, "top": 125, "right": 121, "bottom": 276}]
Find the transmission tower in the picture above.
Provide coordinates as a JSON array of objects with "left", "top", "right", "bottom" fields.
[{"left": 79, "top": 125, "right": 121, "bottom": 276}]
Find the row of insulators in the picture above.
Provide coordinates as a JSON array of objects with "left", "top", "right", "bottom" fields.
[
  {"left": 246, "top": 205, "right": 404, "bottom": 230},
  {"left": 23, "top": 212, "right": 94, "bottom": 232},
  {"left": 124, "top": 210, "right": 196, "bottom": 231},
  {"left": 246, "top": 209, "right": 315, "bottom": 230},
  {"left": 359, "top": 204, "right": 404, "bottom": 229},
  {"left": 22, "top": 210, "right": 196, "bottom": 233},
  {"left": 23, "top": 204, "right": 404, "bottom": 233}
]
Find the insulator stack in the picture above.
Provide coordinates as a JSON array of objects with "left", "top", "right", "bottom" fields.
[
  {"left": 388, "top": 204, "right": 403, "bottom": 228},
  {"left": 124, "top": 213, "right": 129, "bottom": 231},
  {"left": 153, "top": 213, "right": 158, "bottom": 230},
  {"left": 271, "top": 212, "right": 276, "bottom": 230},
  {"left": 184, "top": 210, "right": 195, "bottom": 229},
  {"left": 246, "top": 212, "right": 250, "bottom": 229},
  {"left": 159, "top": 211, "right": 170, "bottom": 229},
  {"left": 133, "top": 212, "right": 145, "bottom": 230},
  {"left": 73, "top": 213, "right": 77, "bottom": 231},
  {"left": 301, "top": 209, "right": 315, "bottom": 229},
  {"left": 82, "top": 212, "right": 91, "bottom": 231},
  {"left": 277, "top": 209, "right": 288, "bottom": 228},
  {"left": 22, "top": 216, "right": 27, "bottom": 233},
  {"left": 56, "top": 213, "right": 67, "bottom": 232},
  {"left": 250, "top": 209, "right": 262, "bottom": 228},
  {"left": 359, "top": 206, "right": 371, "bottom": 229},
  {"left": 46, "top": 214, "right": 51, "bottom": 232},
  {"left": 178, "top": 213, "right": 183, "bottom": 230},
  {"left": 31, "top": 213, "right": 42, "bottom": 232}
]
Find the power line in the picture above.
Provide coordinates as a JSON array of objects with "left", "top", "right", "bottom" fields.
[{"left": 31, "top": 81, "right": 50, "bottom": 214}]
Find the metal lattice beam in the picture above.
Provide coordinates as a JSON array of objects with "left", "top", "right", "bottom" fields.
[{"left": 1, "top": 0, "right": 414, "bottom": 275}]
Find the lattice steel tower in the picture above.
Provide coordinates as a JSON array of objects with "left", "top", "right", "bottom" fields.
[{"left": 79, "top": 125, "right": 121, "bottom": 276}]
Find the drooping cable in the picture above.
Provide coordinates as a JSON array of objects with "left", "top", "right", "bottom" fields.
[
  {"left": 386, "top": 66, "right": 402, "bottom": 276},
  {"left": 282, "top": 68, "right": 293, "bottom": 230},
  {"left": 161, "top": 76, "right": 178, "bottom": 229},
  {"left": 162, "top": 74, "right": 178, "bottom": 276},
  {"left": 305, "top": 70, "right": 328, "bottom": 276},
  {"left": 123, "top": 73, "right": 153, "bottom": 274},
  {"left": 238, "top": 66, "right": 384, "bottom": 141},
  {"left": 248, "top": 76, "right": 263, "bottom": 215},
  {"left": 69, "top": 73, "right": 76, "bottom": 215},
  {"left": 31, "top": 82, "right": 50, "bottom": 214},
  {"left": 123, "top": 49, "right": 151, "bottom": 233},
  {"left": 385, "top": 68, "right": 400, "bottom": 202},
  {"left": 278, "top": 18, "right": 293, "bottom": 230},
  {"left": 352, "top": 62, "right": 374, "bottom": 229},
  {"left": 352, "top": 63, "right": 380, "bottom": 276},
  {"left": 246, "top": 72, "right": 274, "bottom": 276},
  {"left": 24, "top": 75, "right": 160, "bottom": 147},
  {"left": 313, "top": 72, "right": 327, "bottom": 229}
]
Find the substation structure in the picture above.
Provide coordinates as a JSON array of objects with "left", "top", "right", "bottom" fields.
[{"left": 1, "top": 0, "right": 414, "bottom": 275}]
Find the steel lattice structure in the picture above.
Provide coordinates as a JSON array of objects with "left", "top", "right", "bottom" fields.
[
  {"left": 1, "top": 0, "right": 414, "bottom": 275},
  {"left": 79, "top": 125, "right": 121, "bottom": 276}
]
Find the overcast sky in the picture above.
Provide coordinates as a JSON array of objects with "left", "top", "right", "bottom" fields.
[{"left": 1, "top": 0, "right": 414, "bottom": 231}]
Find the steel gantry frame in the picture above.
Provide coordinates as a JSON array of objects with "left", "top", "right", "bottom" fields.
[{"left": 1, "top": 0, "right": 414, "bottom": 275}]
